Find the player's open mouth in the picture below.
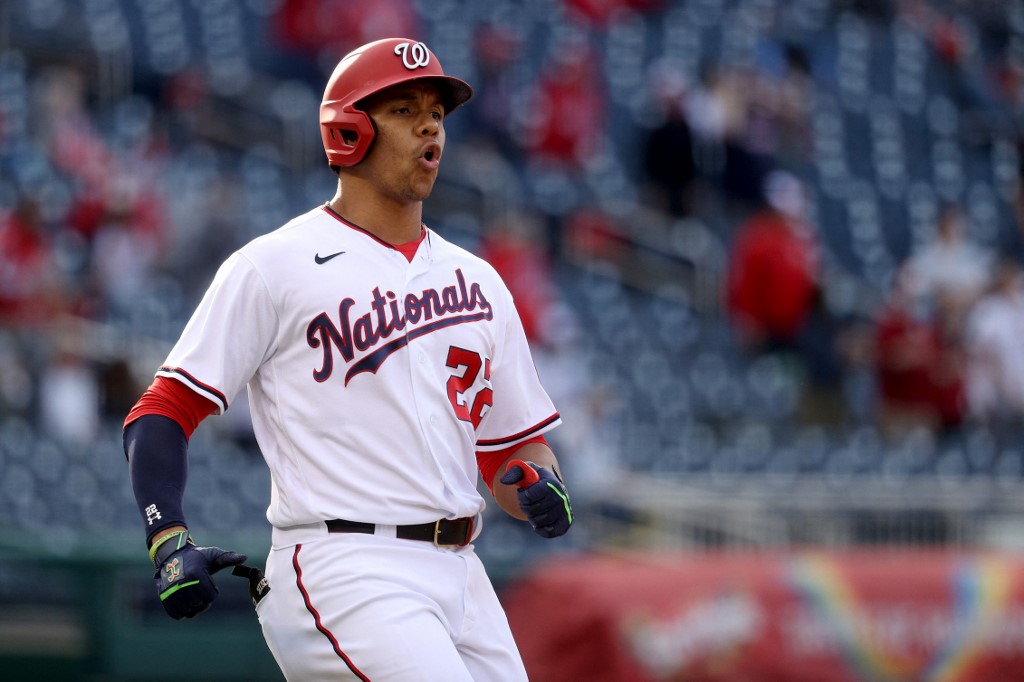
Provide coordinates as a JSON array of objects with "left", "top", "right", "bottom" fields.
[{"left": 419, "top": 144, "right": 441, "bottom": 170}]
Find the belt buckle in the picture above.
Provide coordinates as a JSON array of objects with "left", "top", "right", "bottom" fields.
[{"left": 433, "top": 518, "right": 472, "bottom": 548}]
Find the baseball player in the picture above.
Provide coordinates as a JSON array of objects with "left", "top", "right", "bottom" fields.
[{"left": 122, "top": 37, "right": 573, "bottom": 680}]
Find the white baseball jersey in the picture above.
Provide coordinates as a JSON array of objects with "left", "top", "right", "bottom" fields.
[{"left": 157, "top": 205, "right": 561, "bottom": 529}]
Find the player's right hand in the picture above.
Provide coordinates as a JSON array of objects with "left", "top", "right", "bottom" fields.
[
  {"left": 151, "top": 529, "right": 247, "bottom": 620},
  {"left": 501, "top": 460, "right": 574, "bottom": 539}
]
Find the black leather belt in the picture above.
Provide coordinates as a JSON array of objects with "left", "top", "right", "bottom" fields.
[{"left": 326, "top": 517, "right": 474, "bottom": 547}]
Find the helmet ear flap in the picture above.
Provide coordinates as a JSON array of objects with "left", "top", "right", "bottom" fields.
[{"left": 320, "top": 105, "right": 376, "bottom": 167}]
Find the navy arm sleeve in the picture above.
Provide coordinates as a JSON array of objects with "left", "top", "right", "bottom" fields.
[{"left": 123, "top": 415, "right": 189, "bottom": 544}]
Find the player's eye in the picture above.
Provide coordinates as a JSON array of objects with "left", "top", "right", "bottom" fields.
[
  {"left": 431, "top": 111, "right": 442, "bottom": 121},
  {"left": 395, "top": 106, "right": 411, "bottom": 115}
]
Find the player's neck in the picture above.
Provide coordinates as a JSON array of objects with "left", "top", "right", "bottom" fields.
[{"left": 328, "top": 185, "right": 423, "bottom": 246}]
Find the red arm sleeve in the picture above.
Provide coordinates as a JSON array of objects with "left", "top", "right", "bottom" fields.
[
  {"left": 476, "top": 435, "right": 549, "bottom": 495},
  {"left": 124, "top": 376, "right": 218, "bottom": 439}
]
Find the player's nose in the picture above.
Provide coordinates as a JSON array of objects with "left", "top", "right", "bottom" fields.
[{"left": 418, "top": 114, "right": 440, "bottom": 137}]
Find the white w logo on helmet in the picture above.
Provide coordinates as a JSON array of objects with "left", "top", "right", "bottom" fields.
[{"left": 394, "top": 42, "right": 431, "bottom": 70}]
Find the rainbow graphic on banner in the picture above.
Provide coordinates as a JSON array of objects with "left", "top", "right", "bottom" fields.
[
  {"left": 924, "top": 558, "right": 1011, "bottom": 682},
  {"left": 787, "top": 554, "right": 1012, "bottom": 682},
  {"left": 788, "top": 554, "right": 913, "bottom": 681}
]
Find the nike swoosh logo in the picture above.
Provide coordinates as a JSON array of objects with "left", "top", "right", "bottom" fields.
[{"left": 314, "top": 251, "right": 345, "bottom": 264}]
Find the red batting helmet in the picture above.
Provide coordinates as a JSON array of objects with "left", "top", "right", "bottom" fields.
[{"left": 320, "top": 38, "right": 473, "bottom": 167}]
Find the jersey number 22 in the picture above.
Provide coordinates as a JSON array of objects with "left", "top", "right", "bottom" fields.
[{"left": 445, "top": 346, "right": 493, "bottom": 429}]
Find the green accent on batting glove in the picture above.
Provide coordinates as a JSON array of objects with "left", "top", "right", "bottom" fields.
[
  {"left": 546, "top": 482, "right": 573, "bottom": 525},
  {"left": 149, "top": 529, "right": 190, "bottom": 566}
]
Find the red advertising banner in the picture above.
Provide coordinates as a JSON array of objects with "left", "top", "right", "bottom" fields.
[{"left": 502, "top": 550, "right": 1024, "bottom": 682}]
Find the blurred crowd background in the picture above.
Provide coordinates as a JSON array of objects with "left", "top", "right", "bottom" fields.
[{"left": 4, "top": 0, "right": 1024, "bottom": 678}]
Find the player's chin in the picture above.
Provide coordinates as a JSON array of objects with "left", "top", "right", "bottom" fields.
[{"left": 409, "top": 175, "right": 438, "bottom": 200}]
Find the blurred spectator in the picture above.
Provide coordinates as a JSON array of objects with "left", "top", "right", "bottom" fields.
[
  {"left": 561, "top": 0, "right": 664, "bottom": 25},
  {"left": 90, "top": 197, "right": 162, "bottom": 319},
  {"left": 161, "top": 67, "right": 211, "bottom": 145},
  {"left": 685, "top": 61, "right": 732, "bottom": 150},
  {"left": 873, "top": 267, "right": 965, "bottom": 439},
  {"left": 479, "top": 210, "right": 564, "bottom": 347},
  {"left": 69, "top": 171, "right": 166, "bottom": 249},
  {"left": 0, "top": 197, "right": 56, "bottom": 325},
  {"left": 686, "top": 62, "right": 738, "bottom": 194},
  {"left": 35, "top": 66, "right": 112, "bottom": 195},
  {"left": 963, "top": 255, "right": 1024, "bottom": 425},
  {"left": 900, "top": 1, "right": 1009, "bottom": 142},
  {"left": 100, "top": 358, "right": 141, "bottom": 422},
  {"left": 846, "top": 0, "right": 896, "bottom": 22},
  {"left": 641, "top": 61, "right": 698, "bottom": 219},
  {"left": 725, "top": 170, "right": 820, "bottom": 355},
  {"left": 517, "top": 33, "right": 607, "bottom": 171},
  {"left": 465, "top": 23, "right": 525, "bottom": 160},
  {"left": 688, "top": 63, "right": 775, "bottom": 209},
  {"left": 903, "top": 203, "right": 993, "bottom": 330},
  {"left": 0, "top": 332, "right": 34, "bottom": 416},
  {"left": 757, "top": 42, "right": 815, "bottom": 168},
  {"left": 273, "top": 0, "right": 422, "bottom": 63},
  {"left": 794, "top": 285, "right": 873, "bottom": 428},
  {"left": 38, "top": 347, "right": 100, "bottom": 445},
  {"left": 562, "top": 206, "right": 629, "bottom": 268}
]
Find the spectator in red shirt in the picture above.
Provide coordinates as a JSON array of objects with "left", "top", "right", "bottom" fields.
[
  {"left": 561, "top": 0, "right": 664, "bottom": 25},
  {"left": 519, "top": 34, "right": 606, "bottom": 170},
  {"left": 478, "top": 211, "right": 559, "bottom": 346},
  {"left": 273, "top": 0, "right": 421, "bottom": 58},
  {"left": 874, "top": 267, "right": 966, "bottom": 438},
  {"left": 725, "top": 170, "right": 820, "bottom": 354},
  {"left": 0, "top": 197, "right": 55, "bottom": 324}
]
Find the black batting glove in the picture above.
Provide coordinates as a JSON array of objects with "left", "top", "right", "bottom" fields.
[
  {"left": 501, "top": 460, "right": 574, "bottom": 538},
  {"left": 151, "top": 530, "right": 247, "bottom": 620}
]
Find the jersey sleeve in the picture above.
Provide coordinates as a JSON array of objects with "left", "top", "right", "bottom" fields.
[
  {"left": 124, "top": 375, "right": 218, "bottom": 436},
  {"left": 157, "top": 252, "right": 278, "bottom": 414},
  {"left": 475, "top": 290, "right": 561, "bottom": 451}
]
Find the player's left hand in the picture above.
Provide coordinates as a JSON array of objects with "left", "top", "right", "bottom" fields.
[
  {"left": 152, "top": 530, "right": 247, "bottom": 620},
  {"left": 501, "top": 460, "right": 573, "bottom": 538}
]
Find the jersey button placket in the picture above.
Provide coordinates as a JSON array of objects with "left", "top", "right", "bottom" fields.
[
  {"left": 402, "top": 280, "right": 449, "bottom": 492},
  {"left": 405, "top": 261, "right": 462, "bottom": 502}
]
